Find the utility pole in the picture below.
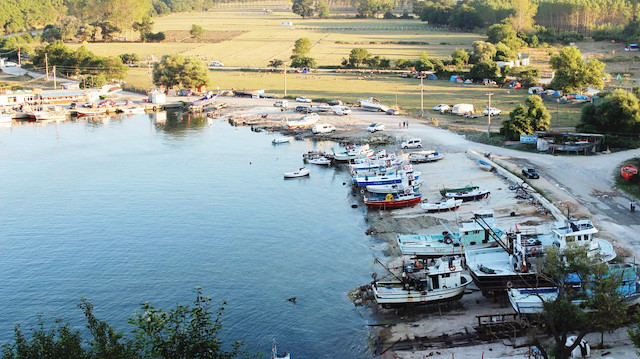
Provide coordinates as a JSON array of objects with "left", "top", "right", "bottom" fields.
[
  {"left": 420, "top": 76, "right": 424, "bottom": 117},
  {"left": 395, "top": 85, "right": 398, "bottom": 109},
  {"left": 17, "top": 47, "right": 21, "bottom": 67},
  {"left": 53, "top": 66, "right": 57, "bottom": 89},
  {"left": 45, "top": 53, "right": 49, "bottom": 81},
  {"left": 486, "top": 92, "right": 493, "bottom": 138},
  {"left": 284, "top": 62, "right": 287, "bottom": 97}
]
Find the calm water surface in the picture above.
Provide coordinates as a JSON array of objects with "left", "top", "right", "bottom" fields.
[{"left": 0, "top": 113, "right": 377, "bottom": 357}]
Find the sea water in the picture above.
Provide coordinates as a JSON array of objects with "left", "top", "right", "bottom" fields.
[{"left": 0, "top": 113, "right": 377, "bottom": 357}]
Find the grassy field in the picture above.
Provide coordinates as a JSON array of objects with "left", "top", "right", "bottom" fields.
[
  {"left": 69, "top": 9, "right": 484, "bottom": 67},
  {"left": 125, "top": 67, "right": 582, "bottom": 129}
]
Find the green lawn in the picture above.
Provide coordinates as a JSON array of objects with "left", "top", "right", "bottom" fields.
[
  {"left": 68, "top": 9, "right": 484, "bottom": 67},
  {"left": 125, "top": 67, "right": 582, "bottom": 130}
]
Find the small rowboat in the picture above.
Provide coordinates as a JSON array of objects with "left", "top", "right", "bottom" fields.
[
  {"left": 364, "top": 192, "right": 422, "bottom": 209},
  {"left": 272, "top": 137, "right": 292, "bottom": 144},
  {"left": 307, "top": 157, "right": 331, "bottom": 165},
  {"left": 445, "top": 189, "right": 490, "bottom": 202},
  {"left": 621, "top": 164, "right": 638, "bottom": 180},
  {"left": 421, "top": 198, "right": 463, "bottom": 213},
  {"left": 284, "top": 167, "right": 310, "bottom": 178}
]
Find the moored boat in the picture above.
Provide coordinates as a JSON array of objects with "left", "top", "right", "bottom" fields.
[
  {"left": 333, "top": 144, "right": 374, "bottom": 162},
  {"left": 28, "top": 107, "right": 68, "bottom": 121},
  {"left": 439, "top": 185, "right": 479, "bottom": 197},
  {"left": 366, "top": 179, "right": 423, "bottom": 194},
  {"left": 0, "top": 113, "right": 13, "bottom": 123},
  {"left": 284, "top": 167, "right": 310, "bottom": 178},
  {"left": 420, "top": 198, "right": 463, "bottom": 213},
  {"left": 118, "top": 106, "right": 146, "bottom": 114},
  {"left": 77, "top": 108, "right": 108, "bottom": 116},
  {"left": 272, "top": 137, "right": 292, "bottom": 144},
  {"left": 364, "top": 192, "right": 422, "bottom": 209},
  {"left": 307, "top": 156, "right": 331, "bottom": 165},
  {"left": 371, "top": 256, "right": 472, "bottom": 308}
]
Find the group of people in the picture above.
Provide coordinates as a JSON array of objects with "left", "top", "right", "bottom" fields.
[{"left": 398, "top": 121, "right": 409, "bottom": 128}]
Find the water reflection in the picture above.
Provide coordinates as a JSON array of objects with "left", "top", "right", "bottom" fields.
[{"left": 153, "top": 110, "right": 208, "bottom": 138}]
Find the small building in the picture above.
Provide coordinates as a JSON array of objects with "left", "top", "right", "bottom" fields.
[
  {"left": 0, "top": 91, "right": 37, "bottom": 107},
  {"left": 534, "top": 131, "right": 605, "bottom": 154},
  {"left": 518, "top": 53, "right": 530, "bottom": 66},
  {"left": 61, "top": 82, "right": 80, "bottom": 90},
  {"left": 149, "top": 92, "right": 166, "bottom": 104},
  {"left": 281, "top": 21, "right": 293, "bottom": 27},
  {"left": 38, "top": 90, "right": 88, "bottom": 104}
]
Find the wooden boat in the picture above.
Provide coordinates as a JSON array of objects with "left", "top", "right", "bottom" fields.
[
  {"left": 409, "top": 150, "right": 445, "bottom": 163},
  {"left": 284, "top": 167, "right": 310, "bottom": 178},
  {"left": 439, "top": 185, "right": 479, "bottom": 197},
  {"left": 307, "top": 157, "right": 331, "bottom": 165},
  {"left": 372, "top": 257, "right": 472, "bottom": 308},
  {"left": 272, "top": 137, "right": 292, "bottom": 144},
  {"left": 364, "top": 192, "right": 422, "bottom": 209},
  {"left": 477, "top": 159, "right": 494, "bottom": 172},
  {"left": 445, "top": 188, "right": 490, "bottom": 202},
  {"left": 621, "top": 164, "right": 638, "bottom": 180},
  {"left": 420, "top": 198, "right": 463, "bottom": 213}
]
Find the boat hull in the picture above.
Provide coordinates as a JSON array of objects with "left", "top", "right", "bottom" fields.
[
  {"left": 446, "top": 190, "right": 490, "bottom": 202},
  {"left": 421, "top": 199, "right": 462, "bottom": 213},
  {"left": 468, "top": 269, "right": 552, "bottom": 293},
  {"left": 364, "top": 194, "right": 422, "bottom": 209},
  {"left": 372, "top": 275, "right": 471, "bottom": 307}
]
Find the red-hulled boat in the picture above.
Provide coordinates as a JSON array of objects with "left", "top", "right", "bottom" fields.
[
  {"left": 621, "top": 164, "right": 638, "bottom": 181},
  {"left": 364, "top": 192, "right": 423, "bottom": 209}
]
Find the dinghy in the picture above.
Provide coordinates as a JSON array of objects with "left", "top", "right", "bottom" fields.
[
  {"left": 284, "top": 167, "right": 310, "bottom": 178},
  {"left": 621, "top": 164, "right": 638, "bottom": 180},
  {"left": 272, "top": 137, "right": 292, "bottom": 144}
]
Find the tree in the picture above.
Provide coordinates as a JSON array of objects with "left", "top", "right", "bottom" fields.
[
  {"left": 292, "top": 37, "right": 312, "bottom": 58},
  {"left": 470, "top": 41, "right": 497, "bottom": 64},
  {"left": 508, "top": 0, "right": 537, "bottom": 32},
  {"left": 268, "top": 59, "right": 284, "bottom": 68},
  {"left": 525, "top": 95, "right": 551, "bottom": 131},
  {"left": 153, "top": 54, "right": 209, "bottom": 90},
  {"left": 550, "top": 47, "right": 606, "bottom": 92},
  {"left": 579, "top": 89, "right": 640, "bottom": 133},
  {"left": 76, "top": 23, "right": 96, "bottom": 42},
  {"left": 348, "top": 48, "right": 371, "bottom": 67},
  {"left": 487, "top": 23, "right": 525, "bottom": 49},
  {"left": 190, "top": 24, "right": 205, "bottom": 39},
  {"left": 447, "top": 4, "right": 482, "bottom": 30},
  {"left": 494, "top": 42, "right": 518, "bottom": 61},
  {"left": 469, "top": 60, "right": 500, "bottom": 81},
  {"left": 292, "top": 0, "right": 315, "bottom": 18},
  {"left": 516, "top": 68, "right": 540, "bottom": 87},
  {"left": 501, "top": 104, "right": 532, "bottom": 139},
  {"left": 91, "top": 20, "right": 120, "bottom": 42},
  {"left": 290, "top": 56, "right": 316, "bottom": 68},
  {"left": 451, "top": 48, "right": 469, "bottom": 67},
  {"left": 133, "top": 16, "right": 154, "bottom": 41},
  {"left": 316, "top": 0, "right": 330, "bottom": 18},
  {"left": 353, "top": 0, "right": 394, "bottom": 17},
  {"left": 119, "top": 53, "right": 140, "bottom": 65}
]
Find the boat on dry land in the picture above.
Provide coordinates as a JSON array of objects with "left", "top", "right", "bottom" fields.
[
  {"left": 364, "top": 192, "right": 422, "bottom": 209},
  {"left": 420, "top": 198, "right": 462, "bottom": 213},
  {"left": 444, "top": 188, "right": 490, "bottom": 202},
  {"left": 409, "top": 150, "right": 445, "bottom": 163}
]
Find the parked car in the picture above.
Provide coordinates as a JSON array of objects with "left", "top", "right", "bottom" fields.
[
  {"left": 295, "top": 106, "right": 311, "bottom": 113},
  {"left": 367, "top": 123, "right": 385, "bottom": 133},
  {"left": 452, "top": 104, "right": 475, "bottom": 116},
  {"left": 386, "top": 108, "right": 400, "bottom": 115},
  {"left": 333, "top": 106, "right": 351, "bottom": 115},
  {"left": 483, "top": 107, "right": 502, "bottom": 116},
  {"left": 311, "top": 123, "right": 336, "bottom": 134},
  {"left": 328, "top": 100, "right": 343, "bottom": 106},
  {"left": 401, "top": 138, "right": 423, "bottom": 149},
  {"left": 296, "top": 96, "right": 312, "bottom": 103},
  {"left": 209, "top": 60, "right": 224, "bottom": 67},
  {"left": 433, "top": 104, "right": 450, "bottom": 112},
  {"left": 522, "top": 167, "right": 540, "bottom": 179},
  {"left": 274, "top": 100, "right": 289, "bottom": 108}
]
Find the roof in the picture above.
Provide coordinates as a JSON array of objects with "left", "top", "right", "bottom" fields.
[{"left": 40, "top": 91, "right": 86, "bottom": 97}]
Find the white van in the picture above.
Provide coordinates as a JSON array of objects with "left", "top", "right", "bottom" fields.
[
  {"left": 401, "top": 138, "right": 423, "bottom": 149},
  {"left": 311, "top": 123, "right": 336, "bottom": 134},
  {"left": 274, "top": 100, "right": 289, "bottom": 108},
  {"left": 451, "top": 103, "right": 475, "bottom": 116}
]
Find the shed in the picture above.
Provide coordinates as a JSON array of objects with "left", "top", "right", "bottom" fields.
[
  {"left": 149, "top": 92, "right": 166, "bottom": 104},
  {"left": 427, "top": 74, "right": 438, "bottom": 80}
]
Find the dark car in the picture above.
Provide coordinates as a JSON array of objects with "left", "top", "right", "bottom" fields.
[
  {"left": 522, "top": 167, "right": 540, "bottom": 179},
  {"left": 295, "top": 106, "right": 311, "bottom": 113}
]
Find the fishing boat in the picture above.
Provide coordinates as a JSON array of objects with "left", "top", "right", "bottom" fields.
[
  {"left": 397, "top": 210, "right": 503, "bottom": 258},
  {"left": 439, "top": 185, "right": 479, "bottom": 197},
  {"left": 420, "top": 198, "right": 463, "bottom": 213},
  {"left": 303, "top": 150, "right": 334, "bottom": 162},
  {"left": 271, "top": 340, "right": 290, "bottom": 359},
  {"left": 0, "top": 114, "right": 12, "bottom": 123},
  {"left": 333, "top": 144, "right": 374, "bottom": 162},
  {"left": 118, "top": 106, "right": 146, "bottom": 114},
  {"left": 28, "top": 106, "right": 68, "bottom": 121},
  {"left": 364, "top": 192, "right": 422, "bottom": 209},
  {"left": 353, "top": 170, "right": 421, "bottom": 188},
  {"left": 621, "top": 164, "right": 638, "bottom": 180},
  {"left": 272, "top": 137, "right": 292, "bottom": 144},
  {"left": 350, "top": 152, "right": 408, "bottom": 171},
  {"left": 371, "top": 256, "right": 472, "bottom": 308},
  {"left": 307, "top": 156, "right": 331, "bottom": 165},
  {"left": 76, "top": 108, "right": 107, "bottom": 116},
  {"left": 358, "top": 97, "right": 389, "bottom": 112},
  {"left": 508, "top": 263, "right": 640, "bottom": 314},
  {"left": 366, "top": 179, "right": 423, "bottom": 194},
  {"left": 477, "top": 159, "right": 494, "bottom": 172},
  {"left": 444, "top": 188, "right": 490, "bottom": 202},
  {"left": 466, "top": 219, "right": 617, "bottom": 293},
  {"left": 283, "top": 167, "right": 310, "bottom": 178},
  {"left": 409, "top": 150, "right": 446, "bottom": 163},
  {"left": 286, "top": 113, "right": 319, "bottom": 129}
]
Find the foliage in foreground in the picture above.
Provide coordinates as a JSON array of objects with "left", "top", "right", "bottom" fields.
[{"left": 1, "top": 288, "right": 249, "bottom": 359}]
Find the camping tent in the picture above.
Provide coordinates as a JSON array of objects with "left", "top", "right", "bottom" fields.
[
  {"left": 449, "top": 75, "right": 462, "bottom": 83},
  {"left": 427, "top": 74, "right": 438, "bottom": 80}
]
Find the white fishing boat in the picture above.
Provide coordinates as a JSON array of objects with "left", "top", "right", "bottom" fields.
[
  {"left": 508, "top": 263, "right": 640, "bottom": 314},
  {"left": 420, "top": 198, "right": 463, "bottom": 213},
  {"left": 366, "top": 179, "right": 423, "bottom": 194},
  {"left": 397, "top": 210, "right": 502, "bottom": 258},
  {"left": 372, "top": 256, "right": 472, "bottom": 308},
  {"left": 358, "top": 97, "right": 389, "bottom": 112},
  {"left": 353, "top": 169, "right": 421, "bottom": 188},
  {"left": 286, "top": 113, "right": 319, "bottom": 129},
  {"left": 272, "top": 137, "right": 292, "bottom": 144},
  {"left": 0, "top": 113, "right": 12, "bottom": 123},
  {"left": 445, "top": 188, "right": 490, "bottom": 202},
  {"left": 349, "top": 151, "right": 408, "bottom": 172},
  {"left": 333, "top": 144, "right": 374, "bottom": 162},
  {"left": 307, "top": 157, "right": 331, "bottom": 165},
  {"left": 271, "top": 340, "right": 290, "bottom": 359},
  {"left": 409, "top": 150, "right": 446, "bottom": 163},
  {"left": 118, "top": 106, "right": 146, "bottom": 114},
  {"left": 284, "top": 167, "right": 310, "bottom": 178},
  {"left": 28, "top": 106, "right": 68, "bottom": 121}
]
